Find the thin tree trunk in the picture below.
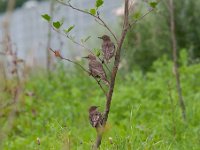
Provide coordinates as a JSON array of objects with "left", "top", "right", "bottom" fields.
[
  {"left": 94, "top": 0, "right": 130, "bottom": 148},
  {"left": 46, "top": 0, "right": 55, "bottom": 71},
  {"left": 168, "top": 0, "right": 186, "bottom": 121},
  {"left": 93, "top": 132, "right": 102, "bottom": 150}
]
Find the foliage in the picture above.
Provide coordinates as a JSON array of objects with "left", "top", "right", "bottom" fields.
[
  {"left": 175, "top": 0, "right": 200, "bottom": 60},
  {"left": 53, "top": 21, "right": 63, "bottom": 29},
  {"left": 1, "top": 50, "right": 200, "bottom": 149},
  {"left": 41, "top": 14, "right": 51, "bottom": 22},
  {"left": 124, "top": 0, "right": 200, "bottom": 72},
  {"left": 95, "top": 0, "right": 104, "bottom": 8}
]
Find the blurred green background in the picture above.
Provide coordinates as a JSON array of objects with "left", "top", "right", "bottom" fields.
[{"left": 0, "top": 0, "right": 200, "bottom": 149}]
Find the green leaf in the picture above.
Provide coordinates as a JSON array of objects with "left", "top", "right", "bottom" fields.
[
  {"left": 96, "top": 0, "right": 104, "bottom": 8},
  {"left": 149, "top": 2, "right": 158, "bottom": 8},
  {"left": 64, "top": 25, "right": 75, "bottom": 33},
  {"left": 53, "top": 21, "right": 63, "bottom": 29},
  {"left": 41, "top": 14, "right": 51, "bottom": 22},
  {"left": 96, "top": 51, "right": 101, "bottom": 57},
  {"left": 93, "top": 48, "right": 101, "bottom": 57},
  {"left": 133, "top": 12, "right": 141, "bottom": 19},
  {"left": 90, "top": 9, "right": 96, "bottom": 15}
]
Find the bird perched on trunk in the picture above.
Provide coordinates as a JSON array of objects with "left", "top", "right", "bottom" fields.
[
  {"left": 98, "top": 35, "right": 115, "bottom": 63},
  {"left": 83, "top": 54, "right": 110, "bottom": 86},
  {"left": 89, "top": 106, "right": 103, "bottom": 128}
]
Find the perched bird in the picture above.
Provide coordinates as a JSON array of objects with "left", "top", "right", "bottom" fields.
[
  {"left": 98, "top": 35, "right": 115, "bottom": 63},
  {"left": 83, "top": 54, "right": 110, "bottom": 86},
  {"left": 89, "top": 106, "right": 103, "bottom": 128}
]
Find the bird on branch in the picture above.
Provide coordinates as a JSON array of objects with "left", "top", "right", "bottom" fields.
[
  {"left": 98, "top": 35, "right": 115, "bottom": 63},
  {"left": 83, "top": 54, "right": 110, "bottom": 86},
  {"left": 89, "top": 106, "right": 103, "bottom": 128}
]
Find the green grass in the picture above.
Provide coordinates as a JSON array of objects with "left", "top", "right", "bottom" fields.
[{"left": 0, "top": 54, "right": 200, "bottom": 149}]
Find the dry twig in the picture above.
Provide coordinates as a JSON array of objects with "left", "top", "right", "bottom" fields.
[{"left": 49, "top": 48, "right": 107, "bottom": 96}]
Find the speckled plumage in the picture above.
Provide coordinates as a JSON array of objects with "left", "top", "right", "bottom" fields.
[
  {"left": 89, "top": 106, "right": 103, "bottom": 128},
  {"left": 99, "top": 35, "right": 115, "bottom": 63},
  {"left": 87, "top": 54, "right": 110, "bottom": 86}
]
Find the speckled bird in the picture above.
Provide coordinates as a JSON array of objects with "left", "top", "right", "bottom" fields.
[
  {"left": 98, "top": 35, "right": 115, "bottom": 63},
  {"left": 83, "top": 54, "right": 110, "bottom": 86},
  {"left": 89, "top": 106, "right": 103, "bottom": 128}
]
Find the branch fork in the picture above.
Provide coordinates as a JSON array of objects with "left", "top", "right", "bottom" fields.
[{"left": 51, "top": 0, "right": 157, "bottom": 148}]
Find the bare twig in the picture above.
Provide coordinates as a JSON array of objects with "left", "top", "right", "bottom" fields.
[
  {"left": 51, "top": 26, "right": 93, "bottom": 54},
  {"left": 94, "top": 78, "right": 107, "bottom": 96},
  {"left": 103, "top": 63, "right": 111, "bottom": 74},
  {"left": 49, "top": 48, "right": 107, "bottom": 96},
  {"left": 130, "top": 8, "right": 154, "bottom": 26},
  {"left": 94, "top": 19, "right": 104, "bottom": 26},
  {"left": 49, "top": 48, "right": 88, "bottom": 73},
  {"left": 168, "top": 0, "right": 186, "bottom": 121},
  {"left": 51, "top": 25, "right": 112, "bottom": 74},
  {"left": 56, "top": 0, "right": 118, "bottom": 43}
]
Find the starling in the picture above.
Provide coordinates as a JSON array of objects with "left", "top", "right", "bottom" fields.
[
  {"left": 89, "top": 106, "right": 103, "bottom": 128},
  {"left": 83, "top": 54, "right": 110, "bottom": 86},
  {"left": 98, "top": 35, "right": 115, "bottom": 63}
]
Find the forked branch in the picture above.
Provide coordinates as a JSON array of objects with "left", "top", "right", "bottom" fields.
[
  {"left": 93, "top": 0, "right": 130, "bottom": 149},
  {"left": 129, "top": 0, "right": 161, "bottom": 28},
  {"left": 51, "top": 25, "right": 111, "bottom": 74},
  {"left": 52, "top": 0, "right": 159, "bottom": 148},
  {"left": 56, "top": 0, "right": 118, "bottom": 43}
]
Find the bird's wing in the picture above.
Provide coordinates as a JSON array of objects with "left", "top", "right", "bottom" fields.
[
  {"left": 103, "top": 42, "right": 115, "bottom": 61},
  {"left": 108, "top": 42, "right": 115, "bottom": 54},
  {"left": 90, "top": 112, "right": 101, "bottom": 127},
  {"left": 90, "top": 61, "right": 106, "bottom": 77},
  {"left": 102, "top": 42, "right": 109, "bottom": 53}
]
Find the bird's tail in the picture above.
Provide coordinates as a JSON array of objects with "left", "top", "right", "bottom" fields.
[{"left": 102, "top": 77, "right": 110, "bottom": 86}]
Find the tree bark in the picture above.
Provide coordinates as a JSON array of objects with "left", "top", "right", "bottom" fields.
[
  {"left": 94, "top": 0, "right": 130, "bottom": 148},
  {"left": 168, "top": 0, "right": 186, "bottom": 121}
]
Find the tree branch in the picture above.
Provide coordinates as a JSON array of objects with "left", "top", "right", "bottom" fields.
[
  {"left": 130, "top": 8, "right": 154, "bottom": 26},
  {"left": 94, "top": 0, "right": 130, "bottom": 148},
  {"left": 51, "top": 25, "right": 112, "bottom": 76},
  {"left": 49, "top": 48, "right": 88, "bottom": 73},
  {"left": 168, "top": 0, "right": 186, "bottom": 121},
  {"left": 103, "top": 0, "right": 129, "bottom": 123},
  {"left": 49, "top": 48, "right": 107, "bottom": 97},
  {"left": 56, "top": 0, "right": 118, "bottom": 43}
]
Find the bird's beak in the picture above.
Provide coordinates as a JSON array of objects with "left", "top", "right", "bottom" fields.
[
  {"left": 98, "top": 36, "right": 102, "bottom": 39},
  {"left": 82, "top": 56, "right": 89, "bottom": 59}
]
